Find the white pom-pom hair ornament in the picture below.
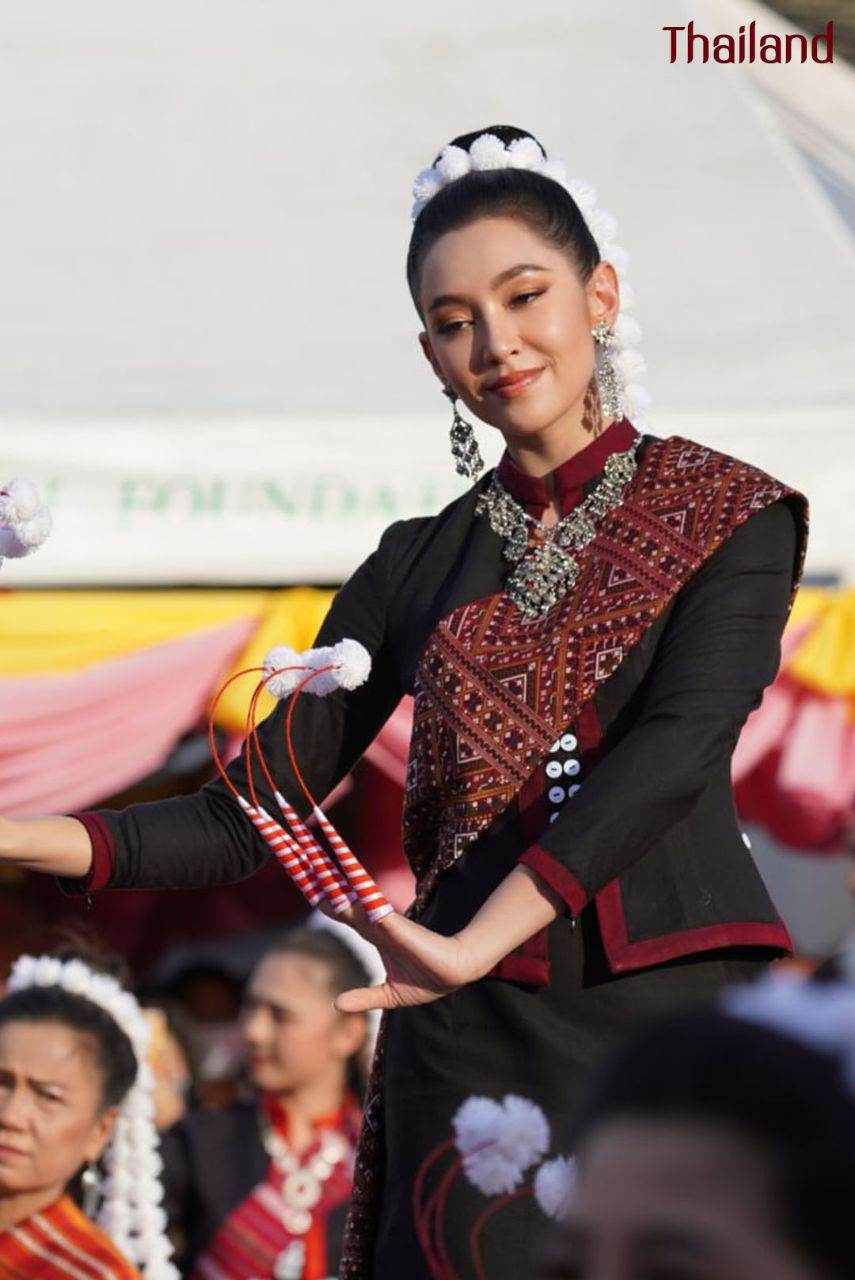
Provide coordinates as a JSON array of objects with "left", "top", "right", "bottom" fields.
[
  {"left": 721, "top": 971, "right": 855, "bottom": 1094},
  {"left": 6, "top": 955, "right": 179, "bottom": 1280},
  {"left": 409, "top": 130, "right": 650, "bottom": 428}
]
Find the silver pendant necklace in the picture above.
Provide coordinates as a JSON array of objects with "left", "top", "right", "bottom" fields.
[
  {"left": 259, "top": 1113, "right": 352, "bottom": 1280},
  {"left": 475, "top": 436, "right": 642, "bottom": 619}
]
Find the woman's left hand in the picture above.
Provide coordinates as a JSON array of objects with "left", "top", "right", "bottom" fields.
[
  {"left": 321, "top": 863, "right": 564, "bottom": 1013},
  {"left": 329, "top": 909, "right": 488, "bottom": 1013}
]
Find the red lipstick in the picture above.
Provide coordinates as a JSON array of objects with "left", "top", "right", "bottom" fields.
[{"left": 486, "top": 367, "right": 544, "bottom": 398}]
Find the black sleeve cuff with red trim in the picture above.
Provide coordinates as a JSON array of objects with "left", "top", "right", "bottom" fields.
[
  {"left": 57, "top": 812, "right": 116, "bottom": 897},
  {"left": 519, "top": 844, "right": 589, "bottom": 916}
]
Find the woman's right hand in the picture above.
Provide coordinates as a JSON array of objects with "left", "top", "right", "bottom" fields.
[{"left": 0, "top": 814, "right": 94, "bottom": 878}]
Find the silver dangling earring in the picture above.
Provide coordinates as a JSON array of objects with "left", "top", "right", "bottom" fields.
[
  {"left": 81, "top": 1161, "right": 102, "bottom": 1218},
  {"left": 443, "top": 383, "right": 484, "bottom": 480},
  {"left": 591, "top": 320, "right": 624, "bottom": 422}
]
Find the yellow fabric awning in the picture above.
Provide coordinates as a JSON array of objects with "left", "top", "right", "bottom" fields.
[{"left": 0, "top": 587, "right": 335, "bottom": 732}]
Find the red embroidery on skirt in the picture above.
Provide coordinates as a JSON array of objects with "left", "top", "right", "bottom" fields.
[{"left": 339, "top": 434, "right": 809, "bottom": 1279}]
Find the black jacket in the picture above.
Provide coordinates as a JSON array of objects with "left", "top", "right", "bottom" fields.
[
  {"left": 161, "top": 1103, "right": 266, "bottom": 1272},
  {"left": 66, "top": 429, "right": 807, "bottom": 974}
]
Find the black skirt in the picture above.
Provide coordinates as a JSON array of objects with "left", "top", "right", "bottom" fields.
[{"left": 372, "top": 904, "right": 772, "bottom": 1279}]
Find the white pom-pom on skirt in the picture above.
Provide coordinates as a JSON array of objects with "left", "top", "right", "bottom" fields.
[{"left": 534, "top": 1155, "right": 578, "bottom": 1219}]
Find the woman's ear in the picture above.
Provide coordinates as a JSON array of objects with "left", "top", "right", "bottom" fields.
[
  {"left": 332, "top": 1012, "right": 368, "bottom": 1064},
  {"left": 418, "top": 332, "right": 446, "bottom": 387},
  {"left": 585, "top": 260, "right": 620, "bottom": 330},
  {"left": 82, "top": 1104, "right": 120, "bottom": 1166}
]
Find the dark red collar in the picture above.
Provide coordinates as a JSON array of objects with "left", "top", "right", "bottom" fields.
[{"left": 496, "top": 417, "right": 639, "bottom": 517}]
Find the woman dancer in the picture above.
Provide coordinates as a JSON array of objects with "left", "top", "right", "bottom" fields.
[
  {"left": 0, "top": 953, "right": 177, "bottom": 1279},
  {"left": 0, "top": 124, "right": 808, "bottom": 1278},
  {"left": 164, "top": 927, "right": 369, "bottom": 1279}
]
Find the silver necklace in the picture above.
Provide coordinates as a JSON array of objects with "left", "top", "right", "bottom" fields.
[
  {"left": 260, "top": 1116, "right": 351, "bottom": 1234},
  {"left": 475, "top": 436, "right": 642, "bottom": 619},
  {"left": 259, "top": 1113, "right": 352, "bottom": 1280}
]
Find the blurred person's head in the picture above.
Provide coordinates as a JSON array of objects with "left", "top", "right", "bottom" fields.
[
  {"left": 241, "top": 927, "right": 370, "bottom": 1103},
  {"left": 538, "top": 1004, "right": 855, "bottom": 1280},
  {"left": 408, "top": 124, "right": 621, "bottom": 453},
  {"left": 0, "top": 978, "right": 136, "bottom": 1218},
  {"left": 141, "top": 1002, "right": 194, "bottom": 1132},
  {"left": 167, "top": 963, "right": 244, "bottom": 1108},
  {"left": 173, "top": 964, "right": 242, "bottom": 1023}
]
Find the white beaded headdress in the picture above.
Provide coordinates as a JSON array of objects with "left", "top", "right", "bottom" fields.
[
  {"left": 410, "top": 130, "right": 651, "bottom": 428},
  {"left": 7, "top": 955, "right": 179, "bottom": 1280}
]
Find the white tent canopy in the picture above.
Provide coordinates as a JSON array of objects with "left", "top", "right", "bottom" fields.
[{"left": 1, "top": 0, "right": 853, "bottom": 585}]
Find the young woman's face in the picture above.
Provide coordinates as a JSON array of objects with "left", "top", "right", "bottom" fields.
[
  {"left": 241, "top": 953, "right": 364, "bottom": 1096},
  {"left": 0, "top": 1021, "right": 116, "bottom": 1201},
  {"left": 538, "top": 1118, "right": 821, "bottom": 1280},
  {"left": 418, "top": 215, "right": 619, "bottom": 446}
]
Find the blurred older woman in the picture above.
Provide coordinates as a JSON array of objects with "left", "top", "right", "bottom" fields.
[{"left": 0, "top": 953, "right": 177, "bottom": 1279}]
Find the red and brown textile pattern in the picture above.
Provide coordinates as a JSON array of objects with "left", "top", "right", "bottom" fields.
[
  {"left": 0, "top": 1195, "right": 141, "bottom": 1279},
  {"left": 403, "top": 434, "right": 808, "bottom": 914},
  {"left": 340, "top": 435, "right": 809, "bottom": 1279},
  {"left": 191, "top": 1095, "right": 361, "bottom": 1280}
]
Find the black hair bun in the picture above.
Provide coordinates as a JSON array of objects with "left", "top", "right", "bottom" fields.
[{"left": 432, "top": 125, "right": 545, "bottom": 166}]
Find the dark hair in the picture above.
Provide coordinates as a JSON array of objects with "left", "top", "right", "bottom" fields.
[
  {"left": 570, "top": 1007, "right": 855, "bottom": 1279},
  {"left": 0, "top": 950, "right": 138, "bottom": 1111},
  {"left": 406, "top": 124, "right": 600, "bottom": 321},
  {"left": 264, "top": 926, "right": 373, "bottom": 1098}
]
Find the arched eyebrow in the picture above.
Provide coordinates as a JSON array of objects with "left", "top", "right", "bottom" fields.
[{"left": 427, "top": 263, "right": 552, "bottom": 314}]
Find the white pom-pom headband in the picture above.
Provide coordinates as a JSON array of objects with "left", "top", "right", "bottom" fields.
[
  {"left": 5, "top": 955, "right": 179, "bottom": 1280},
  {"left": 722, "top": 971, "right": 855, "bottom": 1094},
  {"left": 410, "top": 130, "right": 651, "bottom": 427},
  {"left": 208, "top": 639, "right": 394, "bottom": 926}
]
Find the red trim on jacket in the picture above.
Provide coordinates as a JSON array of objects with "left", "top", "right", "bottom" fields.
[
  {"left": 487, "top": 941, "right": 550, "bottom": 986},
  {"left": 594, "top": 878, "right": 794, "bottom": 972},
  {"left": 519, "top": 845, "right": 588, "bottom": 917},
  {"left": 489, "top": 725, "right": 558, "bottom": 985},
  {"left": 64, "top": 812, "right": 115, "bottom": 893}
]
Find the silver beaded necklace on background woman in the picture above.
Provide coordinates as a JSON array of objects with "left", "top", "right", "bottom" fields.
[{"left": 259, "top": 1114, "right": 352, "bottom": 1280}]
